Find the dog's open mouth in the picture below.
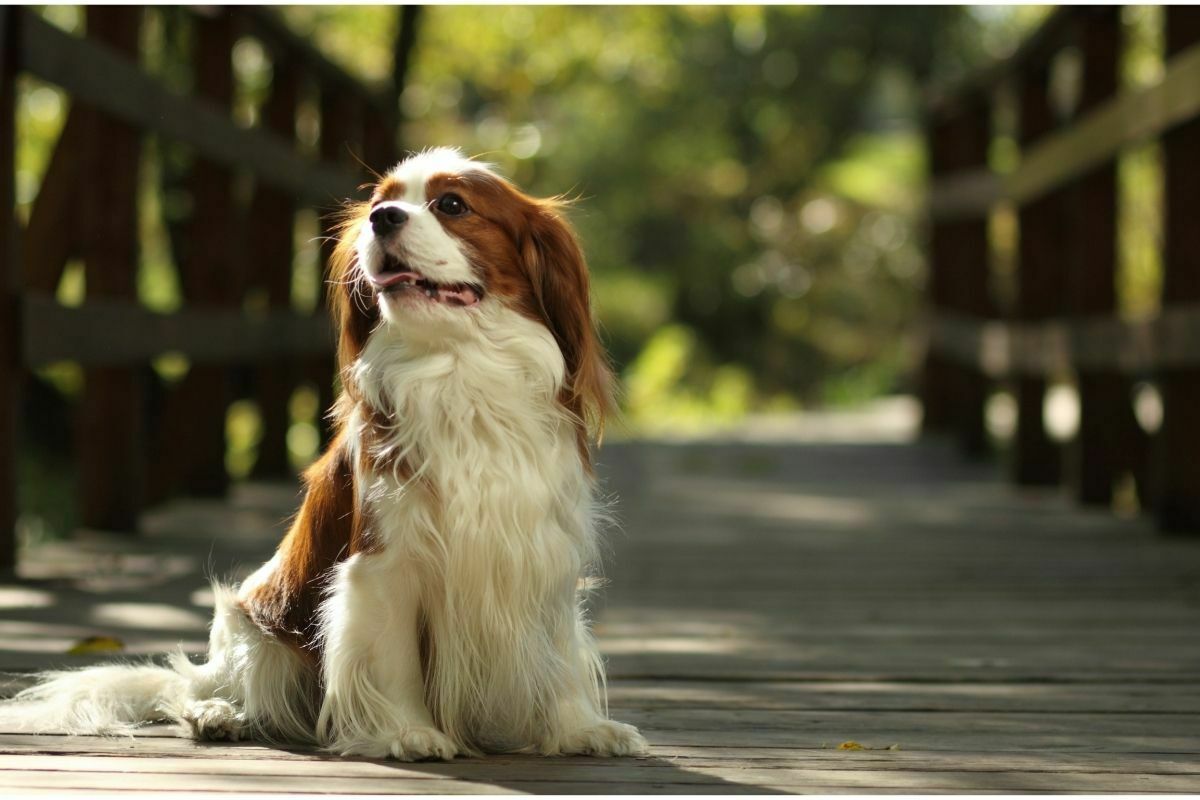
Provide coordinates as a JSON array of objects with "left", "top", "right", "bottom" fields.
[{"left": 369, "top": 258, "right": 482, "bottom": 307}]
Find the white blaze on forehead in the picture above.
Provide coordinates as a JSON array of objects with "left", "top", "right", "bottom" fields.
[
  {"left": 360, "top": 148, "right": 499, "bottom": 301},
  {"left": 387, "top": 147, "right": 498, "bottom": 203}
]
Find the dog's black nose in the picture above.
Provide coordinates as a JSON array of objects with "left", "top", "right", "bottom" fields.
[{"left": 370, "top": 205, "right": 408, "bottom": 236}]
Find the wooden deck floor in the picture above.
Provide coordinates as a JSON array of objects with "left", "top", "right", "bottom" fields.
[{"left": 2, "top": 405, "right": 1200, "bottom": 794}]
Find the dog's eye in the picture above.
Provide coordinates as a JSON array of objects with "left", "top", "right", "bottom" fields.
[{"left": 436, "top": 193, "right": 468, "bottom": 217}]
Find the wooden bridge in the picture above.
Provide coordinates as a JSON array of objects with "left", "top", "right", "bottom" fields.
[
  {"left": 2, "top": 5, "right": 1200, "bottom": 795},
  {"left": 1, "top": 407, "right": 1199, "bottom": 792}
]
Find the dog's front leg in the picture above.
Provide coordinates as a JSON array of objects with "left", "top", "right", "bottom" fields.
[
  {"left": 540, "top": 608, "right": 648, "bottom": 757},
  {"left": 316, "top": 554, "right": 456, "bottom": 761}
]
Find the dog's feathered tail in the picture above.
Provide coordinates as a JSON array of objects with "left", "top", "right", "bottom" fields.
[
  {"left": 0, "top": 658, "right": 193, "bottom": 735},
  {"left": 0, "top": 583, "right": 318, "bottom": 742}
]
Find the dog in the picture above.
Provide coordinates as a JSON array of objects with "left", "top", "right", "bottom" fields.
[{"left": 2, "top": 148, "right": 647, "bottom": 761}]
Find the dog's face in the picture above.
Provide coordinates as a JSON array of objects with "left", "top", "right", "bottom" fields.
[{"left": 329, "top": 148, "right": 612, "bottom": 442}]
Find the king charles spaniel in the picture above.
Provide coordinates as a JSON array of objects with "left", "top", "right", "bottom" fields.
[{"left": 3, "top": 148, "right": 647, "bottom": 761}]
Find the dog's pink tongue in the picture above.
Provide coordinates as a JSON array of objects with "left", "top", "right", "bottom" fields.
[
  {"left": 439, "top": 286, "right": 481, "bottom": 306},
  {"left": 372, "top": 270, "right": 421, "bottom": 289}
]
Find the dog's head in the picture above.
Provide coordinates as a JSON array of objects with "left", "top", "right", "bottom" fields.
[{"left": 329, "top": 147, "right": 613, "bottom": 444}]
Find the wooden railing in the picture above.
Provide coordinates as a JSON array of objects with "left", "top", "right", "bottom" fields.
[
  {"left": 0, "top": 7, "right": 415, "bottom": 568},
  {"left": 922, "top": 7, "right": 1200, "bottom": 533}
]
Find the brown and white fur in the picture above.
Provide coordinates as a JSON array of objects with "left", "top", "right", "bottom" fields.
[{"left": 2, "top": 148, "right": 646, "bottom": 761}]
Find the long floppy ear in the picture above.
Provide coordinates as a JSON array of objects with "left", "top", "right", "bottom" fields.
[
  {"left": 326, "top": 202, "right": 377, "bottom": 387},
  {"left": 520, "top": 199, "right": 616, "bottom": 447}
]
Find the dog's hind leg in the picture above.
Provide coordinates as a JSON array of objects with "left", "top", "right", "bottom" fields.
[
  {"left": 178, "top": 697, "right": 244, "bottom": 741},
  {"left": 169, "top": 584, "right": 317, "bottom": 744}
]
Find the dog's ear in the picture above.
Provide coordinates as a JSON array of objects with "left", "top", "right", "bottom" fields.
[
  {"left": 328, "top": 203, "right": 377, "bottom": 384},
  {"left": 519, "top": 199, "right": 615, "bottom": 447}
]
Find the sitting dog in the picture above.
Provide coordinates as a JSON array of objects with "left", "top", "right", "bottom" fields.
[{"left": 3, "top": 148, "right": 647, "bottom": 761}]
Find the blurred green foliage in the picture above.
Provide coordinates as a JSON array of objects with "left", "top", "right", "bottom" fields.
[{"left": 278, "top": 5, "right": 1059, "bottom": 429}]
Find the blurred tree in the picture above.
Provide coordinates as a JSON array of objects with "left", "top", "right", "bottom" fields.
[{"left": 360, "top": 5, "right": 1029, "bottom": 418}]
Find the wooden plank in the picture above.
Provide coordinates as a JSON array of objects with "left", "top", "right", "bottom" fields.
[
  {"left": 0, "top": 769, "right": 520, "bottom": 795},
  {"left": 929, "top": 38, "right": 1200, "bottom": 219},
  {"left": 1157, "top": 8, "right": 1200, "bottom": 535},
  {"left": 5, "top": 734, "right": 1200, "bottom": 775},
  {"left": 2, "top": 751, "right": 1200, "bottom": 794},
  {"left": 21, "top": 296, "right": 333, "bottom": 367},
  {"left": 76, "top": 7, "right": 145, "bottom": 533},
  {"left": 0, "top": 6, "right": 18, "bottom": 571},
  {"left": 16, "top": 11, "right": 360, "bottom": 206},
  {"left": 2, "top": 753, "right": 1200, "bottom": 793},
  {"left": 608, "top": 680, "right": 1200, "bottom": 714}
]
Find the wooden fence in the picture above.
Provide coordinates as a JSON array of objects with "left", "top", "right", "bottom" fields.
[
  {"left": 923, "top": 6, "right": 1200, "bottom": 533},
  {"left": 0, "top": 7, "right": 416, "bottom": 568}
]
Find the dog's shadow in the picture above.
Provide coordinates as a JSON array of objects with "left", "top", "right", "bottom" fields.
[
  {"left": 198, "top": 738, "right": 787, "bottom": 795},
  {"left": 381, "top": 751, "right": 788, "bottom": 795}
]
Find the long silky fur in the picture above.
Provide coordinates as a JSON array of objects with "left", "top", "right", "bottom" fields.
[
  {"left": 337, "top": 308, "right": 607, "bottom": 754},
  {"left": 0, "top": 148, "right": 643, "bottom": 759}
]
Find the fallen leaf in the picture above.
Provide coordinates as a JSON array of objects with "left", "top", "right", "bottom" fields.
[
  {"left": 838, "top": 741, "right": 865, "bottom": 750},
  {"left": 68, "top": 636, "right": 125, "bottom": 655}
]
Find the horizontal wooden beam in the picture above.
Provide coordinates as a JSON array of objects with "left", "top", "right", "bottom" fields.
[
  {"left": 18, "top": 12, "right": 361, "bottom": 207},
  {"left": 926, "top": 168, "right": 1002, "bottom": 221},
  {"left": 928, "top": 305, "right": 1200, "bottom": 378},
  {"left": 929, "top": 40, "right": 1200, "bottom": 220},
  {"left": 22, "top": 295, "right": 334, "bottom": 367}
]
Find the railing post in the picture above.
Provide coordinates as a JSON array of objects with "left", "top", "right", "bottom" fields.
[
  {"left": 314, "top": 90, "right": 359, "bottom": 444},
  {"left": 921, "top": 116, "right": 956, "bottom": 436},
  {"left": 1012, "top": 65, "right": 1065, "bottom": 486},
  {"left": 1157, "top": 7, "right": 1200, "bottom": 533},
  {"left": 249, "top": 60, "right": 299, "bottom": 479},
  {"left": 0, "top": 7, "right": 20, "bottom": 569},
  {"left": 949, "top": 102, "right": 993, "bottom": 456},
  {"left": 924, "top": 98, "right": 993, "bottom": 454},
  {"left": 22, "top": 111, "right": 83, "bottom": 293},
  {"left": 363, "top": 114, "right": 397, "bottom": 174},
  {"left": 1069, "top": 7, "right": 1145, "bottom": 506},
  {"left": 151, "top": 9, "right": 238, "bottom": 500},
  {"left": 77, "top": 7, "right": 146, "bottom": 530}
]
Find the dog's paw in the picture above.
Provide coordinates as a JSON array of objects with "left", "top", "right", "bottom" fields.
[
  {"left": 338, "top": 727, "right": 458, "bottom": 762},
  {"left": 180, "top": 698, "right": 244, "bottom": 742},
  {"left": 384, "top": 726, "right": 458, "bottom": 761},
  {"left": 552, "top": 720, "right": 648, "bottom": 757}
]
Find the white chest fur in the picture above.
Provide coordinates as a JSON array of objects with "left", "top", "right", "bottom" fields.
[{"left": 338, "top": 306, "right": 604, "bottom": 750}]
